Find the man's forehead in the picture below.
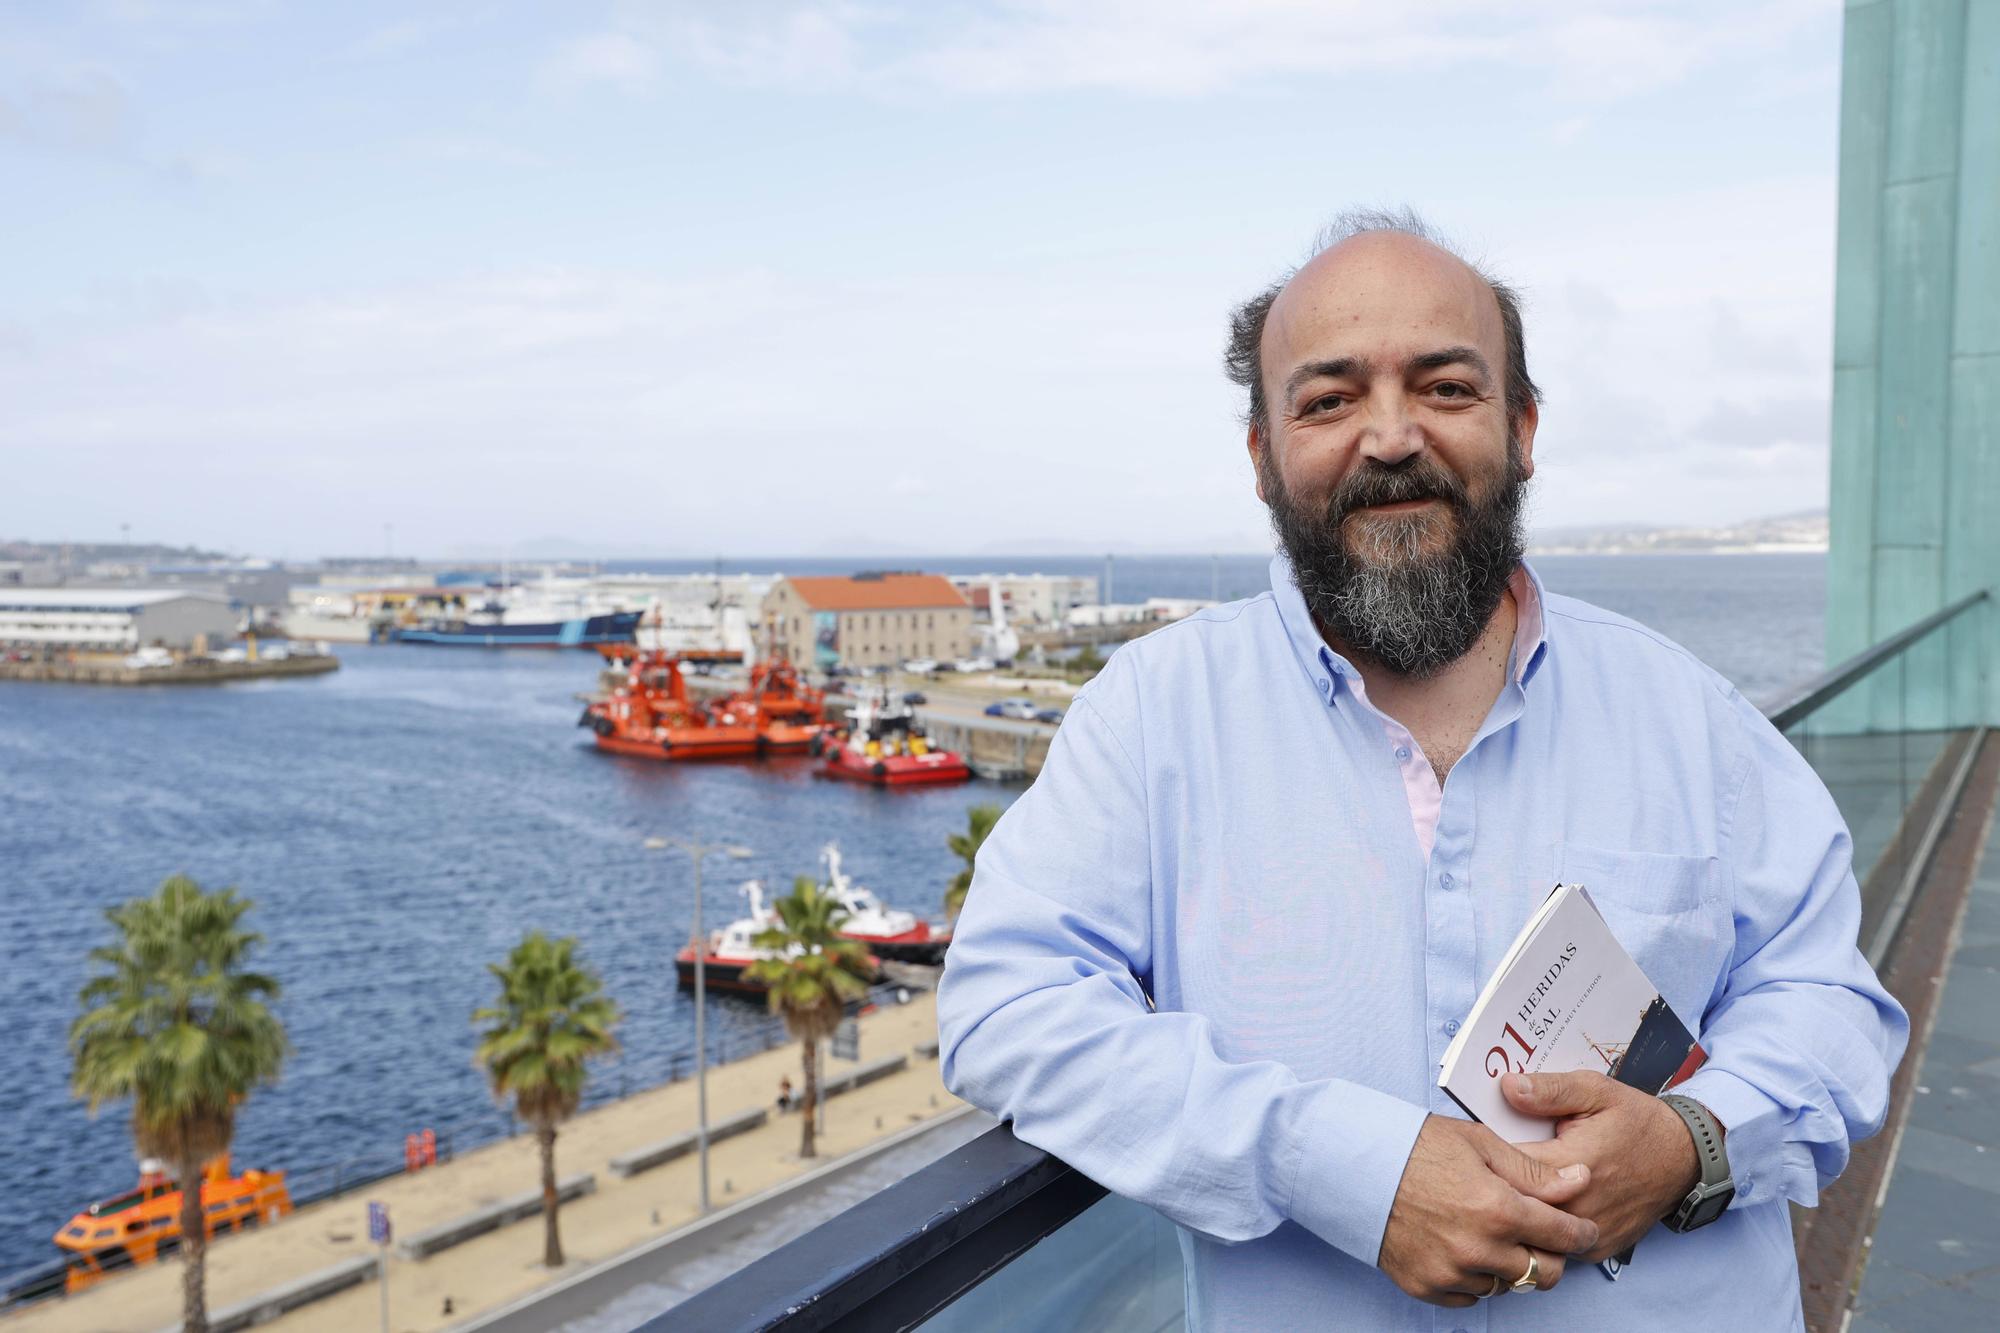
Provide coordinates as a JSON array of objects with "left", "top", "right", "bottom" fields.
[{"left": 1264, "top": 233, "right": 1503, "bottom": 374}]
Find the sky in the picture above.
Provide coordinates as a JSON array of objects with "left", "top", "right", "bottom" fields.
[{"left": 2, "top": 0, "right": 1848, "bottom": 560}]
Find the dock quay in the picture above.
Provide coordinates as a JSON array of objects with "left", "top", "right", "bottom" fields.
[
  {"left": 9, "top": 992, "right": 956, "bottom": 1333},
  {"left": 597, "top": 666, "right": 1065, "bottom": 779},
  {"left": 0, "top": 654, "right": 339, "bottom": 686},
  {"left": 917, "top": 711, "right": 1052, "bottom": 781}
]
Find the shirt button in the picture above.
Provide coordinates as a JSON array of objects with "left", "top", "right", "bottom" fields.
[
  {"left": 1440, "top": 871, "right": 1454, "bottom": 889},
  {"left": 1394, "top": 746, "right": 1411, "bottom": 761},
  {"left": 1445, "top": 1018, "right": 1460, "bottom": 1035}
]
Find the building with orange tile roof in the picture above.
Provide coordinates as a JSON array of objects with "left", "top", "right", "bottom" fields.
[{"left": 762, "top": 572, "right": 973, "bottom": 670}]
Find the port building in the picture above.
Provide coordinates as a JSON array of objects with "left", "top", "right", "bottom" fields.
[
  {"left": 0, "top": 589, "right": 237, "bottom": 653},
  {"left": 948, "top": 573, "right": 1098, "bottom": 628},
  {"left": 762, "top": 573, "right": 972, "bottom": 670}
]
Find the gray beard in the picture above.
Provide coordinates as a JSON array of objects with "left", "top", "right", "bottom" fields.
[{"left": 1263, "top": 446, "right": 1528, "bottom": 679}]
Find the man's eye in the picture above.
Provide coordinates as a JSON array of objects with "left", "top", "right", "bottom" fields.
[
  {"left": 1307, "top": 394, "right": 1346, "bottom": 413},
  {"left": 1432, "top": 382, "right": 1468, "bottom": 399}
]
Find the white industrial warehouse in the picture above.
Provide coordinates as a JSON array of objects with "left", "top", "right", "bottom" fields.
[{"left": 0, "top": 590, "right": 238, "bottom": 652}]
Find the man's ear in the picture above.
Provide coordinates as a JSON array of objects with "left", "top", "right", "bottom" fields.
[
  {"left": 1513, "top": 398, "right": 1539, "bottom": 480},
  {"left": 1249, "top": 423, "right": 1270, "bottom": 503}
]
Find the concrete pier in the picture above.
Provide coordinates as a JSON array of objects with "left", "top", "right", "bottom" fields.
[{"left": 10, "top": 993, "right": 956, "bottom": 1333}]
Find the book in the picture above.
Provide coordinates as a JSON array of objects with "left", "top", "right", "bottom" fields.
[{"left": 1438, "top": 883, "right": 1706, "bottom": 1143}]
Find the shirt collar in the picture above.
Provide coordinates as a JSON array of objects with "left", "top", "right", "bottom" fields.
[{"left": 1267, "top": 553, "right": 1552, "bottom": 700}]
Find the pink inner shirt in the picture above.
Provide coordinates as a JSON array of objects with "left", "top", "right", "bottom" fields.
[{"left": 1339, "top": 567, "right": 1544, "bottom": 862}]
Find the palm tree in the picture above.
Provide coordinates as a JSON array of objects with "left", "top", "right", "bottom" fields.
[
  {"left": 70, "top": 875, "right": 288, "bottom": 1333},
  {"left": 944, "top": 804, "right": 1004, "bottom": 919},
  {"left": 474, "top": 931, "right": 619, "bottom": 1268},
  {"left": 745, "top": 877, "right": 873, "bottom": 1158}
]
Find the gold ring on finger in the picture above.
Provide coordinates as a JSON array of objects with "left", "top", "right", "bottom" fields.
[
  {"left": 1480, "top": 1272, "right": 1505, "bottom": 1299},
  {"left": 1511, "top": 1252, "right": 1540, "bottom": 1293}
]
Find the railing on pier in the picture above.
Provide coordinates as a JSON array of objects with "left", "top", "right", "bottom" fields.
[{"left": 658, "top": 591, "right": 1994, "bottom": 1332}]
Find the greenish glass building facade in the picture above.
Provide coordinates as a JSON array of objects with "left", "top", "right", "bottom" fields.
[{"left": 1829, "top": 0, "right": 1999, "bottom": 722}]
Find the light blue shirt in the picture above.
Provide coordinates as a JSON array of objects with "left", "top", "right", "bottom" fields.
[{"left": 937, "top": 557, "right": 1907, "bottom": 1331}]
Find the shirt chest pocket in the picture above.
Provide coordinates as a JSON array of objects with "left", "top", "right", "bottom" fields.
[{"left": 1553, "top": 841, "right": 1732, "bottom": 1037}]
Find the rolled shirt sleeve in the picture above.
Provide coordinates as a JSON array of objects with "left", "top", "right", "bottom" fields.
[
  {"left": 936, "top": 687, "right": 1430, "bottom": 1265},
  {"left": 1674, "top": 694, "right": 1910, "bottom": 1209}
]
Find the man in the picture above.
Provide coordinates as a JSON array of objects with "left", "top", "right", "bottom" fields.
[{"left": 936, "top": 210, "right": 1907, "bottom": 1329}]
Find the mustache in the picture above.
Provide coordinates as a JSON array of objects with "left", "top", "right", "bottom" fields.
[{"left": 1328, "top": 458, "right": 1470, "bottom": 523}]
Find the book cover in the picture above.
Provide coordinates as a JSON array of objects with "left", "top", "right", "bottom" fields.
[{"left": 1438, "top": 884, "right": 1705, "bottom": 1143}]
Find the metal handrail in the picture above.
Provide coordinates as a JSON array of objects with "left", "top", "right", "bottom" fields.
[
  {"left": 649, "top": 1122, "right": 1104, "bottom": 1332},
  {"left": 1765, "top": 590, "right": 1988, "bottom": 731}
]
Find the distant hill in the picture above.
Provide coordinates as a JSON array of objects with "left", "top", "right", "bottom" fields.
[{"left": 1530, "top": 509, "right": 1827, "bottom": 555}]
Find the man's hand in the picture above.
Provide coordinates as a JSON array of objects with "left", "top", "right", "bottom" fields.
[
  {"left": 1503, "top": 1072, "right": 1702, "bottom": 1262},
  {"left": 1377, "top": 1115, "right": 1599, "bottom": 1307}
]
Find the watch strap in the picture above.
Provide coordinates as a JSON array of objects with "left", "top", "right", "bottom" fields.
[{"left": 1660, "top": 1094, "right": 1733, "bottom": 1232}]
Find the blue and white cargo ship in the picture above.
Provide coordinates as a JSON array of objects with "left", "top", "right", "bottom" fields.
[{"left": 390, "top": 604, "right": 641, "bottom": 648}]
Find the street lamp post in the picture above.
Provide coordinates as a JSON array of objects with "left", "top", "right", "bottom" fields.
[{"left": 644, "top": 835, "right": 752, "bottom": 1213}]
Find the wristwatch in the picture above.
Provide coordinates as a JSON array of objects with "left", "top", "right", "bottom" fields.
[{"left": 1660, "top": 1094, "right": 1734, "bottom": 1232}]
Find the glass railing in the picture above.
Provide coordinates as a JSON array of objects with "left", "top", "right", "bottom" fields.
[
  {"left": 1766, "top": 590, "right": 1990, "bottom": 967},
  {"left": 661, "top": 589, "right": 1992, "bottom": 1332}
]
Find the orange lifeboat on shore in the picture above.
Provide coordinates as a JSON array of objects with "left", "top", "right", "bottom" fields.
[
  {"left": 579, "top": 648, "right": 758, "bottom": 760},
  {"left": 53, "top": 1156, "right": 291, "bottom": 1293}
]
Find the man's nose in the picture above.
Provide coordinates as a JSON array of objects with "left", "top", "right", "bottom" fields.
[{"left": 1355, "top": 390, "right": 1425, "bottom": 467}]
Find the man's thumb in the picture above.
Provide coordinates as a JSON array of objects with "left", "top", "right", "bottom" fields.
[{"left": 1492, "top": 1141, "right": 1590, "bottom": 1203}]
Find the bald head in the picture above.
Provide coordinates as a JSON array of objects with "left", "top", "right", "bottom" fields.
[{"left": 1223, "top": 210, "right": 1539, "bottom": 441}]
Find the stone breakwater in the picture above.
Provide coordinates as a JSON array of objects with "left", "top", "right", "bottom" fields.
[{"left": 0, "top": 655, "right": 340, "bottom": 686}]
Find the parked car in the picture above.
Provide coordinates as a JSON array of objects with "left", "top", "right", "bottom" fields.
[
  {"left": 902, "top": 658, "right": 938, "bottom": 675},
  {"left": 1034, "top": 708, "right": 1065, "bottom": 724},
  {"left": 902, "top": 691, "right": 928, "bottom": 706},
  {"left": 953, "top": 656, "right": 996, "bottom": 674},
  {"left": 983, "top": 698, "right": 1040, "bottom": 721}
]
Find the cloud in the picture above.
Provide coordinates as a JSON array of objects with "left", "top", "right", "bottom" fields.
[
  {"left": 0, "top": 61, "right": 244, "bottom": 183},
  {"left": 1688, "top": 396, "right": 1828, "bottom": 453},
  {"left": 0, "top": 263, "right": 1254, "bottom": 554},
  {"left": 538, "top": 31, "right": 661, "bottom": 95},
  {"left": 0, "top": 66, "right": 137, "bottom": 155},
  {"left": 620, "top": 0, "right": 1830, "bottom": 101}
]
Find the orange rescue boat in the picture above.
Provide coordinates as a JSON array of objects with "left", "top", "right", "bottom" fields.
[
  {"left": 53, "top": 1156, "right": 291, "bottom": 1293},
  {"left": 713, "top": 657, "right": 829, "bottom": 754},
  {"left": 580, "top": 648, "right": 759, "bottom": 760}
]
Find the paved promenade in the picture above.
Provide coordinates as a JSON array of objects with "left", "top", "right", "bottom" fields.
[
  {"left": 9, "top": 993, "right": 953, "bottom": 1333},
  {"left": 1851, "top": 800, "right": 2000, "bottom": 1330}
]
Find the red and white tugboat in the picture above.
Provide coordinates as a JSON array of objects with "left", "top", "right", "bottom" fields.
[
  {"left": 815, "top": 687, "right": 970, "bottom": 786},
  {"left": 674, "top": 881, "right": 883, "bottom": 994},
  {"left": 817, "top": 843, "right": 950, "bottom": 964},
  {"left": 675, "top": 881, "right": 787, "bottom": 994}
]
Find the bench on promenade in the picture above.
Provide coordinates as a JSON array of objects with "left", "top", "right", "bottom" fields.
[
  {"left": 820, "top": 1053, "right": 908, "bottom": 1099},
  {"left": 395, "top": 1174, "right": 596, "bottom": 1260},
  {"left": 151, "top": 1254, "right": 378, "bottom": 1333},
  {"left": 609, "top": 1106, "right": 769, "bottom": 1179}
]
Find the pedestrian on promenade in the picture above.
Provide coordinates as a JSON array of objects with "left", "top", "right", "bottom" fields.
[
  {"left": 777, "top": 1075, "right": 794, "bottom": 1112},
  {"left": 936, "top": 209, "right": 1907, "bottom": 1329}
]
